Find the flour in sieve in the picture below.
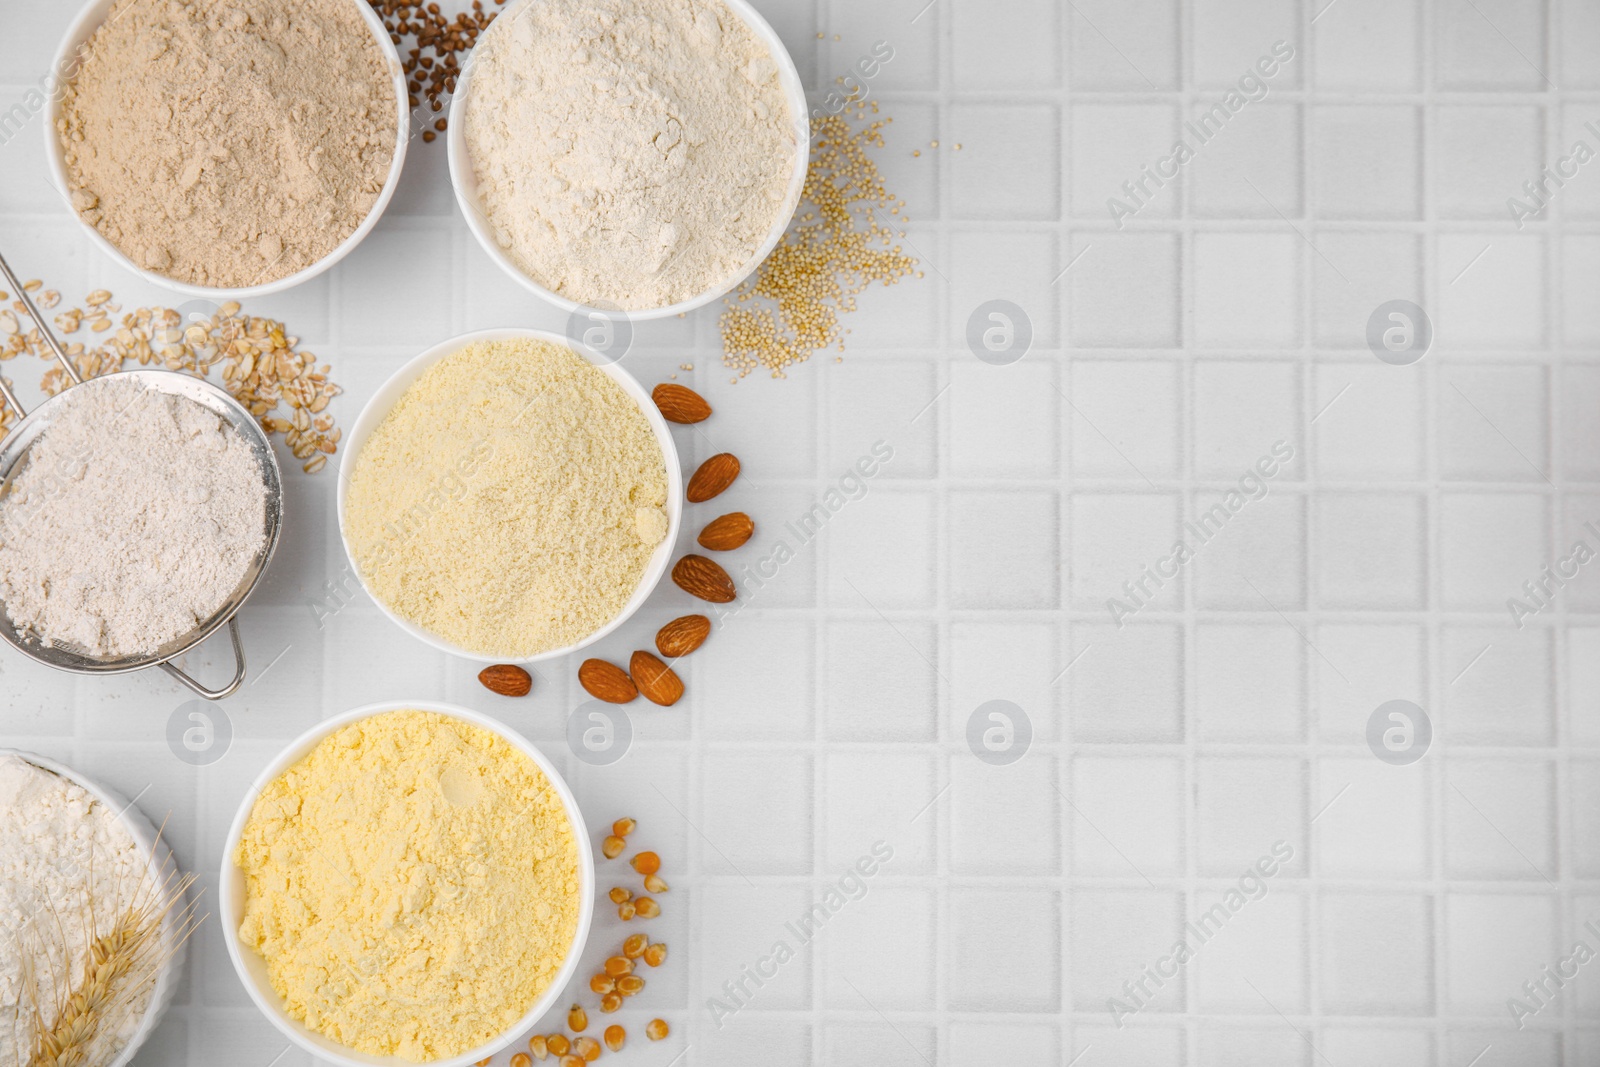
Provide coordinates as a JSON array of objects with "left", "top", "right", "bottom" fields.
[{"left": 0, "top": 379, "right": 268, "bottom": 658}]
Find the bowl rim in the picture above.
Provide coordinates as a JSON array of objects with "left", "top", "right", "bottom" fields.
[
  {"left": 0, "top": 748, "right": 189, "bottom": 1067},
  {"left": 43, "top": 0, "right": 411, "bottom": 300},
  {"left": 445, "top": 0, "right": 810, "bottom": 320},
  {"left": 335, "top": 327, "right": 683, "bottom": 664},
  {"left": 216, "top": 701, "right": 596, "bottom": 1067}
]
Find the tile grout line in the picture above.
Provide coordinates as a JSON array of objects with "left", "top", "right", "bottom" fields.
[
  {"left": 1418, "top": 0, "right": 1451, "bottom": 1054},
  {"left": 1540, "top": 3, "right": 1578, "bottom": 1043},
  {"left": 1299, "top": 3, "right": 1326, "bottom": 1046},
  {"left": 1177, "top": 0, "right": 1196, "bottom": 1057}
]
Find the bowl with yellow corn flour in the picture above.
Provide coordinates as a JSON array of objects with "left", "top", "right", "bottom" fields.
[
  {"left": 337, "top": 328, "right": 681, "bottom": 661},
  {"left": 220, "top": 704, "right": 594, "bottom": 1066}
]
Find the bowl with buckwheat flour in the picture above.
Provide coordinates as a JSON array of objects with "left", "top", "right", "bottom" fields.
[
  {"left": 337, "top": 327, "right": 682, "bottom": 662},
  {"left": 220, "top": 701, "right": 595, "bottom": 1067},
  {"left": 45, "top": 0, "right": 410, "bottom": 299},
  {"left": 447, "top": 0, "right": 810, "bottom": 318},
  {"left": 0, "top": 750, "right": 193, "bottom": 1067}
]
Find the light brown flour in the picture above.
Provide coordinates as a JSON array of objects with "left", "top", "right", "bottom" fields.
[
  {"left": 58, "top": 0, "right": 398, "bottom": 288},
  {"left": 344, "top": 338, "right": 668, "bottom": 658}
]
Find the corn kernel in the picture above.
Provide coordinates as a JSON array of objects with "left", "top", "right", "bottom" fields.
[
  {"left": 604, "top": 1025, "right": 625, "bottom": 1052},
  {"left": 617, "top": 974, "right": 644, "bottom": 996},
  {"left": 602, "top": 835, "right": 625, "bottom": 859},
  {"left": 601, "top": 993, "right": 623, "bottom": 1013},
  {"left": 546, "top": 1035, "right": 570, "bottom": 1057},
  {"left": 609, "top": 886, "right": 632, "bottom": 904},
  {"left": 568, "top": 1004, "right": 587, "bottom": 1032},
  {"left": 643, "top": 942, "right": 667, "bottom": 967},
  {"left": 529, "top": 1034, "right": 549, "bottom": 1060},
  {"left": 618, "top": 901, "right": 636, "bottom": 920},
  {"left": 613, "top": 817, "right": 636, "bottom": 837},
  {"left": 604, "top": 955, "right": 633, "bottom": 977},
  {"left": 643, "top": 873, "right": 669, "bottom": 894},
  {"left": 623, "top": 933, "right": 648, "bottom": 958},
  {"left": 574, "top": 1037, "right": 600, "bottom": 1061},
  {"left": 646, "top": 1018, "right": 669, "bottom": 1041},
  {"left": 511, "top": 1055, "right": 531, "bottom": 1067},
  {"left": 630, "top": 851, "right": 660, "bottom": 875},
  {"left": 589, "top": 973, "right": 614, "bottom": 995},
  {"left": 634, "top": 896, "right": 660, "bottom": 918}
]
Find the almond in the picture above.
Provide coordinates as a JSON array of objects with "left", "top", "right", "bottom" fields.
[
  {"left": 579, "top": 658, "right": 638, "bottom": 703},
  {"left": 656, "top": 614, "right": 711, "bottom": 658},
  {"left": 671, "top": 554, "right": 736, "bottom": 603},
  {"left": 651, "top": 383, "right": 712, "bottom": 424},
  {"left": 697, "top": 511, "right": 753, "bottom": 551},
  {"left": 686, "top": 453, "right": 740, "bottom": 503},
  {"left": 630, "top": 651, "right": 684, "bottom": 706},
  {"left": 478, "top": 663, "right": 532, "bottom": 697}
]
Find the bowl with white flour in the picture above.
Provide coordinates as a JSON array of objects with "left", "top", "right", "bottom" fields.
[
  {"left": 45, "top": 0, "right": 409, "bottom": 299},
  {"left": 0, "top": 750, "right": 194, "bottom": 1067},
  {"left": 448, "top": 0, "right": 810, "bottom": 318},
  {"left": 0, "top": 370, "right": 284, "bottom": 699}
]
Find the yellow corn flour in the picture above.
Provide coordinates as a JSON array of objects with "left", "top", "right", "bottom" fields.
[{"left": 234, "top": 711, "right": 581, "bottom": 1062}]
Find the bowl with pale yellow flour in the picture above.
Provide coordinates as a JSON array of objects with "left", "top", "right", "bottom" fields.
[
  {"left": 447, "top": 0, "right": 810, "bottom": 318},
  {"left": 220, "top": 703, "right": 594, "bottom": 1067},
  {"left": 337, "top": 328, "right": 682, "bottom": 662},
  {"left": 46, "top": 0, "right": 409, "bottom": 299}
]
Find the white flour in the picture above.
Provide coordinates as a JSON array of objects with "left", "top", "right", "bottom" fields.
[
  {"left": 464, "top": 0, "right": 796, "bottom": 309},
  {"left": 0, "top": 379, "right": 268, "bottom": 657},
  {"left": 0, "top": 757, "right": 155, "bottom": 1067}
]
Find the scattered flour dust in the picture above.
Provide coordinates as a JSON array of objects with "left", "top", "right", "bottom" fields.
[
  {"left": 343, "top": 337, "right": 668, "bottom": 658},
  {"left": 0, "top": 378, "right": 268, "bottom": 658},
  {"left": 464, "top": 0, "right": 797, "bottom": 309},
  {"left": 235, "top": 710, "right": 581, "bottom": 1062},
  {"left": 0, "top": 756, "right": 156, "bottom": 1067}
]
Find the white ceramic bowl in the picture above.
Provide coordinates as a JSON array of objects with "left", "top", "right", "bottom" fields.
[
  {"left": 336, "top": 327, "right": 683, "bottom": 664},
  {"left": 446, "top": 0, "right": 810, "bottom": 320},
  {"left": 0, "top": 749, "right": 189, "bottom": 1067},
  {"left": 218, "top": 701, "right": 596, "bottom": 1067},
  {"left": 44, "top": 0, "right": 410, "bottom": 300}
]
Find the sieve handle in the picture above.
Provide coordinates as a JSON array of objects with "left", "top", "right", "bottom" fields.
[
  {"left": 160, "top": 617, "right": 248, "bottom": 701},
  {"left": 0, "top": 251, "right": 83, "bottom": 406}
]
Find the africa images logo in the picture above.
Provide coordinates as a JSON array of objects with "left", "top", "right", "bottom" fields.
[
  {"left": 1106, "top": 40, "right": 1297, "bottom": 227},
  {"left": 1106, "top": 440, "right": 1295, "bottom": 627}
]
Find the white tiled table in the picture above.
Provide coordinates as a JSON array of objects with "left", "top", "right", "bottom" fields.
[{"left": 3, "top": 0, "right": 1600, "bottom": 1064}]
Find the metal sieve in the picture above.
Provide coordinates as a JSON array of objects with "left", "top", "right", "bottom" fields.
[{"left": 0, "top": 252, "right": 283, "bottom": 699}]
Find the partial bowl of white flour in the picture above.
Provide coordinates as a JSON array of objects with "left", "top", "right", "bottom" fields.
[
  {"left": 45, "top": 0, "right": 409, "bottom": 299},
  {"left": 449, "top": 0, "right": 809, "bottom": 317},
  {"left": 0, "top": 371, "right": 283, "bottom": 699},
  {"left": 0, "top": 751, "right": 191, "bottom": 1067}
]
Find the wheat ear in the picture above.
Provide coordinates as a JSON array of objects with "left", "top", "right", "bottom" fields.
[{"left": 26, "top": 821, "right": 205, "bottom": 1067}]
